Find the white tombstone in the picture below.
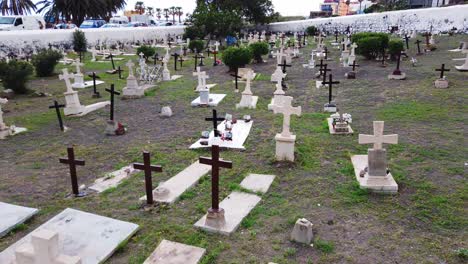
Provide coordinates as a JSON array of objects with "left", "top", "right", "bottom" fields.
[
  {"left": 347, "top": 42, "right": 358, "bottom": 67},
  {"left": 290, "top": 218, "right": 313, "bottom": 244},
  {"left": 122, "top": 60, "right": 144, "bottom": 98},
  {"left": 60, "top": 69, "right": 84, "bottom": 116},
  {"left": 0, "top": 97, "right": 8, "bottom": 131},
  {"left": 268, "top": 81, "right": 286, "bottom": 111},
  {"left": 71, "top": 60, "right": 85, "bottom": 89},
  {"left": 15, "top": 229, "right": 82, "bottom": 264},
  {"left": 193, "top": 67, "right": 208, "bottom": 91},
  {"left": 272, "top": 96, "right": 301, "bottom": 162},
  {"left": 162, "top": 58, "right": 171, "bottom": 81},
  {"left": 90, "top": 48, "right": 97, "bottom": 62},
  {"left": 236, "top": 69, "right": 258, "bottom": 109},
  {"left": 455, "top": 49, "right": 468, "bottom": 71}
]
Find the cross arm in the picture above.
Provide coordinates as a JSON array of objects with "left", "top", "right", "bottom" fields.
[{"left": 59, "top": 158, "right": 85, "bottom": 166}]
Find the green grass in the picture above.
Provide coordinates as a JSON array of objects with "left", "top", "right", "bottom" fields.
[
  {"left": 377, "top": 101, "right": 450, "bottom": 122},
  {"left": 314, "top": 238, "right": 335, "bottom": 253}
]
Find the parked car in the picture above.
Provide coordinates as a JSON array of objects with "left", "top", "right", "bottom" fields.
[
  {"left": 100, "top": 23, "right": 122, "bottom": 28},
  {"left": 54, "top": 23, "right": 77, "bottom": 29},
  {"left": 0, "top": 16, "right": 45, "bottom": 31},
  {"left": 80, "top": 19, "right": 106, "bottom": 29},
  {"left": 126, "top": 22, "right": 148, "bottom": 27},
  {"left": 109, "top": 16, "right": 129, "bottom": 25}
]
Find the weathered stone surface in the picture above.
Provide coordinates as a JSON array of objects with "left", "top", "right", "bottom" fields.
[
  {"left": 290, "top": 218, "right": 313, "bottom": 244},
  {"left": 143, "top": 240, "right": 205, "bottom": 264},
  {"left": 0, "top": 202, "right": 38, "bottom": 238},
  {"left": 240, "top": 174, "right": 275, "bottom": 194},
  {"left": 351, "top": 155, "right": 398, "bottom": 194},
  {"left": 368, "top": 149, "right": 387, "bottom": 177},
  {"left": 88, "top": 165, "right": 136, "bottom": 193},
  {"left": 191, "top": 94, "right": 226, "bottom": 107}
]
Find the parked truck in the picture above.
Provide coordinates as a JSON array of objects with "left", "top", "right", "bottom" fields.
[{"left": 0, "top": 16, "right": 45, "bottom": 31}]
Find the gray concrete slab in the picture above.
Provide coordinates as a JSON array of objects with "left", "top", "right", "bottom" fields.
[
  {"left": 0, "top": 202, "right": 38, "bottom": 238},
  {"left": 240, "top": 174, "right": 275, "bottom": 194},
  {"left": 143, "top": 240, "right": 205, "bottom": 264},
  {"left": 0, "top": 208, "right": 139, "bottom": 264}
]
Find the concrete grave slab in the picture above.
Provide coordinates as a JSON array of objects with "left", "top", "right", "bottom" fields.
[
  {"left": 190, "top": 120, "right": 253, "bottom": 150},
  {"left": 0, "top": 208, "right": 139, "bottom": 264},
  {"left": 89, "top": 165, "right": 137, "bottom": 193},
  {"left": 327, "top": 118, "right": 353, "bottom": 135},
  {"left": 0, "top": 202, "right": 38, "bottom": 238},
  {"left": 171, "top": 75, "right": 183, "bottom": 81},
  {"left": 351, "top": 155, "right": 398, "bottom": 194},
  {"left": 195, "top": 84, "right": 217, "bottom": 92},
  {"left": 140, "top": 161, "right": 211, "bottom": 204},
  {"left": 81, "top": 80, "right": 105, "bottom": 88},
  {"left": 66, "top": 101, "right": 110, "bottom": 117},
  {"left": 191, "top": 94, "right": 226, "bottom": 107},
  {"left": 194, "top": 192, "right": 261, "bottom": 235},
  {"left": 240, "top": 174, "right": 275, "bottom": 194},
  {"left": 143, "top": 240, "right": 205, "bottom": 264}
]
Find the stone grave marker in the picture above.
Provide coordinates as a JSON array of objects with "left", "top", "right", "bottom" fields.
[
  {"left": 0, "top": 202, "right": 38, "bottom": 238},
  {"left": 272, "top": 96, "right": 301, "bottom": 162}
]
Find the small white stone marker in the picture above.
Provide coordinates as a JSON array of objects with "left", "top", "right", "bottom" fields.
[
  {"left": 0, "top": 202, "right": 38, "bottom": 238},
  {"left": 191, "top": 94, "right": 226, "bottom": 107},
  {"left": 290, "top": 218, "right": 313, "bottom": 244},
  {"left": 140, "top": 161, "right": 211, "bottom": 204},
  {"left": 143, "top": 240, "right": 205, "bottom": 264},
  {"left": 88, "top": 165, "right": 136, "bottom": 193},
  {"left": 0, "top": 208, "right": 139, "bottom": 264},
  {"left": 15, "top": 229, "right": 82, "bottom": 264},
  {"left": 240, "top": 174, "right": 275, "bottom": 194},
  {"left": 194, "top": 192, "right": 261, "bottom": 235}
]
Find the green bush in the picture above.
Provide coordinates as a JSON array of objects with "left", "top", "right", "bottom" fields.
[
  {"left": 136, "top": 45, "right": 156, "bottom": 60},
  {"left": 183, "top": 25, "right": 205, "bottom": 40},
  {"left": 189, "top": 40, "right": 205, "bottom": 53},
  {"left": 0, "top": 60, "right": 34, "bottom": 94},
  {"left": 222, "top": 46, "right": 252, "bottom": 71},
  {"left": 388, "top": 39, "right": 404, "bottom": 60},
  {"left": 72, "top": 30, "right": 87, "bottom": 53},
  {"left": 249, "top": 42, "right": 269, "bottom": 63},
  {"left": 31, "top": 49, "right": 63, "bottom": 77},
  {"left": 306, "top": 25, "right": 318, "bottom": 36},
  {"left": 353, "top": 32, "right": 389, "bottom": 60}
]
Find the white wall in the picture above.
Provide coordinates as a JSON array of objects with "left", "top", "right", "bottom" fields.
[
  {"left": 267, "top": 5, "right": 468, "bottom": 33},
  {"left": 0, "top": 26, "right": 185, "bottom": 54}
]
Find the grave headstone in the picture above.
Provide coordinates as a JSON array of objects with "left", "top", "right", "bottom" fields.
[{"left": 272, "top": 96, "right": 301, "bottom": 162}]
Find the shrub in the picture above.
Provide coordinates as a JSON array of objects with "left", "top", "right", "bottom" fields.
[
  {"left": 136, "top": 45, "right": 156, "bottom": 60},
  {"left": 249, "top": 42, "right": 269, "bottom": 63},
  {"left": 306, "top": 25, "right": 318, "bottom": 36},
  {"left": 388, "top": 39, "right": 404, "bottom": 60},
  {"left": 31, "top": 49, "right": 63, "bottom": 77},
  {"left": 72, "top": 30, "right": 87, "bottom": 53},
  {"left": 352, "top": 32, "right": 389, "bottom": 49},
  {"left": 189, "top": 40, "right": 205, "bottom": 53},
  {"left": 183, "top": 25, "right": 205, "bottom": 40},
  {"left": 356, "top": 36, "right": 382, "bottom": 59},
  {"left": 0, "top": 60, "right": 34, "bottom": 94},
  {"left": 222, "top": 46, "right": 252, "bottom": 71}
]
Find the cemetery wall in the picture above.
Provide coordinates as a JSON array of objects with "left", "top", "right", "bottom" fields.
[
  {"left": 0, "top": 26, "right": 185, "bottom": 54},
  {"left": 267, "top": 5, "right": 468, "bottom": 33}
]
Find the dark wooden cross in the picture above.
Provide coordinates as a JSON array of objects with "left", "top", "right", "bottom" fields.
[
  {"left": 422, "top": 32, "right": 431, "bottom": 46},
  {"left": 133, "top": 151, "right": 162, "bottom": 205},
  {"left": 334, "top": 29, "right": 339, "bottom": 42},
  {"left": 59, "top": 147, "right": 85, "bottom": 197},
  {"left": 322, "top": 74, "right": 340, "bottom": 104},
  {"left": 278, "top": 59, "right": 292, "bottom": 74},
  {"left": 404, "top": 34, "right": 410, "bottom": 50},
  {"left": 381, "top": 47, "right": 387, "bottom": 66},
  {"left": 171, "top": 52, "right": 179, "bottom": 71},
  {"left": 205, "top": 109, "right": 225, "bottom": 137},
  {"left": 341, "top": 37, "right": 345, "bottom": 51},
  {"left": 178, "top": 55, "right": 184, "bottom": 68},
  {"left": 323, "top": 47, "right": 329, "bottom": 60},
  {"left": 435, "top": 64, "right": 450, "bottom": 79},
  {"left": 315, "top": 59, "right": 325, "bottom": 76},
  {"left": 183, "top": 46, "right": 187, "bottom": 57},
  {"left": 78, "top": 52, "right": 82, "bottom": 63},
  {"left": 230, "top": 68, "right": 241, "bottom": 92},
  {"left": 109, "top": 53, "right": 116, "bottom": 70},
  {"left": 206, "top": 48, "right": 211, "bottom": 58},
  {"left": 415, "top": 39, "right": 422, "bottom": 54},
  {"left": 321, "top": 64, "right": 331, "bottom": 84},
  {"left": 91, "top": 72, "right": 100, "bottom": 97},
  {"left": 212, "top": 50, "right": 218, "bottom": 66},
  {"left": 198, "top": 53, "right": 205, "bottom": 66},
  {"left": 199, "top": 145, "right": 232, "bottom": 213},
  {"left": 49, "top": 100, "right": 66, "bottom": 132},
  {"left": 351, "top": 60, "right": 360, "bottom": 71},
  {"left": 167, "top": 38, "right": 173, "bottom": 49},
  {"left": 116, "top": 66, "right": 124, "bottom": 79},
  {"left": 153, "top": 53, "right": 159, "bottom": 65},
  {"left": 393, "top": 52, "right": 402, "bottom": 75},
  {"left": 194, "top": 53, "right": 204, "bottom": 70},
  {"left": 105, "top": 84, "right": 120, "bottom": 121},
  {"left": 302, "top": 32, "right": 307, "bottom": 46}
]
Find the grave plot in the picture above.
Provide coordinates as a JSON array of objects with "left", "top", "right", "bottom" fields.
[
  {"left": 0, "top": 202, "right": 38, "bottom": 238},
  {"left": 143, "top": 240, "right": 206, "bottom": 264},
  {"left": 0, "top": 208, "right": 139, "bottom": 264},
  {"left": 190, "top": 120, "right": 253, "bottom": 150}
]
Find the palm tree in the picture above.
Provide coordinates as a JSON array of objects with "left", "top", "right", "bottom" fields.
[
  {"left": 163, "top": 8, "right": 169, "bottom": 22},
  {"left": 1, "top": 0, "right": 37, "bottom": 15},
  {"left": 169, "top": 6, "right": 176, "bottom": 24},
  {"left": 176, "top": 6, "right": 182, "bottom": 23},
  {"left": 146, "top": 6, "right": 154, "bottom": 16},
  {"left": 134, "top": 1, "right": 144, "bottom": 15},
  {"left": 155, "top": 8, "right": 161, "bottom": 20},
  {"left": 358, "top": 0, "right": 363, "bottom": 13}
]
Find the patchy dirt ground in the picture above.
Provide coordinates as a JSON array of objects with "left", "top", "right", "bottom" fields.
[{"left": 0, "top": 35, "right": 466, "bottom": 264}]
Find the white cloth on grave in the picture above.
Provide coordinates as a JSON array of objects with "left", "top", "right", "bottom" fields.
[{"left": 190, "top": 120, "right": 253, "bottom": 150}]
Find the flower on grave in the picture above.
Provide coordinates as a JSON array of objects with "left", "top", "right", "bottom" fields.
[{"left": 115, "top": 122, "right": 126, "bottom": 135}]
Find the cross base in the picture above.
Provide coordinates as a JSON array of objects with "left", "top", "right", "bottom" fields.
[
  {"left": 388, "top": 72, "right": 406, "bottom": 80},
  {"left": 434, "top": 79, "right": 449, "bottom": 88},
  {"left": 205, "top": 208, "right": 226, "bottom": 228},
  {"left": 351, "top": 155, "right": 398, "bottom": 194},
  {"left": 275, "top": 134, "right": 296, "bottom": 162},
  {"left": 324, "top": 103, "right": 337, "bottom": 113}
]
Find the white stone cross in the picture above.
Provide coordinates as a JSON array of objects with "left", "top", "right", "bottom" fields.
[
  {"left": 59, "top": 69, "right": 75, "bottom": 93},
  {"left": 0, "top": 97, "right": 8, "bottom": 129},
  {"left": 214, "top": 41, "right": 220, "bottom": 52},
  {"left": 193, "top": 67, "right": 208, "bottom": 88},
  {"left": 126, "top": 60, "right": 135, "bottom": 77},
  {"left": 272, "top": 96, "right": 302, "bottom": 137},
  {"left": 350, "top": 43, "right": 358, "bottom": 57},
  {"left": 15, "top": 229, "right": 82, "bottom": 264},
  {"left": 359, "top": 121, "right": 398, "bottom": 150},
  {"left": 243, "top": 69, "right": 254, "bottom": 95},
  {"left": 72, "top": 60, "right": 83, "bottom": 74},
  {"left": 138, "top": 52, "right": 145, "bottom": 61}
]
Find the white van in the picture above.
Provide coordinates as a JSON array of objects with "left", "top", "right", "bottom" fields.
[
  {"left": 109, "top": 16, "right": 129, "bottom": 25},
  {"left": 0, "top": 16, "right": 45, "bottom": 31}
]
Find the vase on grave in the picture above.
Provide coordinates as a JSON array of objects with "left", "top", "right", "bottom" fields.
[{"left": 290, "top": 218, "right": 313, "bottom": 244}]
